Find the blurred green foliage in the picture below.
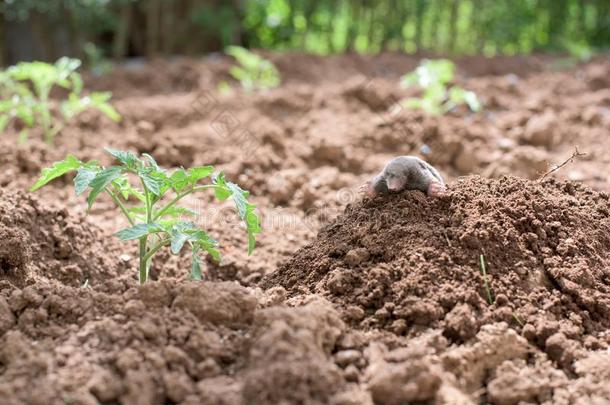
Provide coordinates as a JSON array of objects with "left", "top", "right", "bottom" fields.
[
  {"left": 242, "top": 0, "right": 610, "bottom": 55},
  {"left": 1, "top": 0, "right": 609, "bottom": 63},
  {"left": 0, "top": 57, "right": 120, "bottom": 144},
  {"left": 401, "top": 59, "right": 481, "bottom": 115},
  {"left": 226, "top": 46, "right": 280, "bottom": 91}
]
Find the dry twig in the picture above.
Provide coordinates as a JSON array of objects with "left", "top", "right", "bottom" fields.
[{"left": 539, "top": 146, "right": 586, "bottom": 180}]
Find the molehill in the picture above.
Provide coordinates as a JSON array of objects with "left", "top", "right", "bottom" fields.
[{"left": 264, "top": 176, "right": 610, "bottom": 350}]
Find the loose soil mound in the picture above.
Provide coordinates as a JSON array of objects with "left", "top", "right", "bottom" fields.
[
  {"left": 266, "top": 177, "right": 610, "bottom": 340},
  {"left": 0, "top": 279, "right": 362, "bottom": 404},
  {"left": 0, "top": 189, "right": 120, "bottom": 288},
  {"left": 2, "top": 54, "right": 610, "bottom": 404},
  {"left": 263, "top": 176, "right": 610, "bottom": 402}
]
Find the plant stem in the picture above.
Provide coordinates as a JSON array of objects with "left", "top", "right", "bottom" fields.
[
  {"left": 142, "top": 239, "right": 170, "bottom": 263},
  {"left": 105, "top": 189, "right": 135, "bottom": 226},
  {"left": 139, "top": 236, "right": 148, "bottom": 284},
  {"left": 138, "top": 177, "right": 153, "bottom": 283},
  {"left": 141, "top": 180, "right": 152, "bottom": 223},
  {"left": 153, "top": 184, "right": 219, "bottom": 220},
  {"left": 45, "top": 122, "right": 64, "bottom": 145}
]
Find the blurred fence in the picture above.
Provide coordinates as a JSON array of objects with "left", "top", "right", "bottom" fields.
[{"left": 1, "top": 0, "right": 609, "bottom": 65}]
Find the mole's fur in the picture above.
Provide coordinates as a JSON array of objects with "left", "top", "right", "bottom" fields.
[{"left": 360, "top": 156, "right": 446, "bottom": 197}]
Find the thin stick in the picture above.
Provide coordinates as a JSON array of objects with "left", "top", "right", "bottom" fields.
[
  {"left": 539, "top": 146, "right": 586, "bottom": 180},
  {"left": 512, "top": 312, "right": 524, "bottom": 327},
  {"left": 443, "top": 229, "right": 452, "bottom": 247},
  {"left": 479, "top": 254, "right": 494, "bottom": 305}
]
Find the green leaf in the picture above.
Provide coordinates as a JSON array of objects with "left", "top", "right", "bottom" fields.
[
  {"left": 464, "top": 91, "right": 482, "bottom": 112},
  {"left": 105, "top": 148, "right": 140, "bottom": 168},
  {"left": 90, "top": 92, "right": 121, "bottom": 122},
  {"left": 30, "top": 155, "right": 83, "bottom": 192},
  {"left": 170, "top": 165, "right": 215, "bottom": 192},
  {"left": 156, "top": 205, "right": 197, "bottom": 219},
  {"left": 142, "top": 153, "right": 160, "bottom": 171},
  {"left": 212, "top": 172, "right": 261, "bottom": 254},
  {"left": 74, "top": 166, "right": 99, "bottom": 195},
  {"left": 202, "top": 244, "right": 221, "bottom": 262},
  {"left": 0, "top": 115, "right": 9, "bottom": 133},
  {"left": 87, "top": 166, "right": 123, "bottom": 209},
  {"left": 213, "top": 172, "right": 231, "bottom": 200},
  {"left": 171, "top": 232, "right": 190, "bottom": 254},
  {"left": 114, "top": 223, "right": 162, "bottom": 240},
  {"left": 170, "top": 168, "right": 189, "bottom": 192},
  {"left": 191, "top": 254, "right": 202, "bottom": 280},
  {"left": 112, "top": 176, "right": 145, "bottom": 202},
  {"left": 17, "top": 130, "right": 29, "bottom": 144},
  {"left": 140, "top": 171, "right": 164, "bottom": 196},
  {"left": 188, "top": 166, "right": 214, "bottom": 182}
]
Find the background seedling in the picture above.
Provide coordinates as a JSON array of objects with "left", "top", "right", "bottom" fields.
[
  {"left": 225, "top": 46, "right": 281, "bottom": 91},
  {"left": 401, "top": 59, "right": 481, "bottom": 115},
  {"left": 83, "top": 42, "right": 113, "bottom": 76},
  {"left": 31, "top": 149, "right": 261, "bottom": 284},
  {"left": 0, "top": 57, "right": 120, "bottom": 144}
]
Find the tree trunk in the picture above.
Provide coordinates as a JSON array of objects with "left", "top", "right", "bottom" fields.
[
  {"left": 414, "top": 0, "right": 425, "bottom": 51},
  {"left": 161, "top": 1, "right": 175, "bottom": 54},
  {"left": 0, "top": 17, "right": 6, "bottom": 66},
  {"left": 146, "top": 0, "right": 161, "bottom": 58},
  {"left": 113, "top": 3, "right": 132, "bottom": 59},
  {"left": 30, "top": 12, "right": 57, "bottom": 61},
  {"left": 346, "top": 1, "right": 362, "bottom": 51},
  {"left": 447, "top": 0, "right": 459, "bottom": 53}
]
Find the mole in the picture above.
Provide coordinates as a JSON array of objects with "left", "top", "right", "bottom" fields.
[{"left": 359, "top": 156, "right": 446, "bottom": 197}]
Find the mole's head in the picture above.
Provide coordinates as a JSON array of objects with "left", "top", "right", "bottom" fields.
[{"left": 383, "top": 165, "right": 406, "bottom": 192}]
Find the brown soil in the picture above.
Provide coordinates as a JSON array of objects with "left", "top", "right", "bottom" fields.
[{"left": 1, "top": 52, "right": 610, "bottom": 404}]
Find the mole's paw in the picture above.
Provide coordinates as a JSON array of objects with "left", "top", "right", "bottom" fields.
[
  {"left": 427, "top": 182, "right": 447, "bottom": 198},
  {"left": 359, "top": 182, "right": 375, "bottom": 196}
]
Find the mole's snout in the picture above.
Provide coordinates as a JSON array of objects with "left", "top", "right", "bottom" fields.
[{"left": 387, "top": 178, "right": 403, "bottom": 191}]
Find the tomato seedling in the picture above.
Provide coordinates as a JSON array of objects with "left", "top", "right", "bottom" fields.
[
  {"left": 225, "top": 46, "right": 280, "bottom": 91},
  {"left": 0, "top": 57, "right": 120, "bottom": 145},
  {"left": 31, "top": 149, "right": 261, "bottom": 284},
  {"left": 401, "top": 59, "right": 481, "bottom": 115}
]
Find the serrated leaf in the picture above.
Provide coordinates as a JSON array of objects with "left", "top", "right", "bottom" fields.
[
  {"left": 87, "top": 166, "right": 123, "bottom": 209},
  {"left": 171, "top": 232, "right": 190, "bottom": 254},
  {"left": 213, "top": 172, "right": 231, "bottom": 200},
  {"left": 157, "top": 205, "right": 197, "bottom": 219},
  {"left": 220, "top": 178, "right": 261, "bottom": 255},
  {"left": 170, "top": 168, "right": 189, "bottom": 192},
  {"left": 204, "top": 245, "right": 221, "bottom": 262},
  {"left": 74, "top": 166, "right": 99, "bottom": 195},
  {"left": 111, "top": 177, "right": 145, "bottom": 202},
  {"left": 140, "top": 171, "right": 164, "bottom": 196},
  {"left": 227, "top": 182, "right": 249, "bottom": 217},
  {"left": 188, "top": 166, "right": 214, "bottom": 182},
  {"left": 30, "top": 155, "right": 83, "bottom": 192},
  {"left": 170, "top": 221, "right": 198, "bottom": 253},
  {"left": 105, "top": 148, "right": 140, "bottom": 168},
  {"left": 114, "top": 223, "right": 162, "bottom": 240},
  {"left": 142, "top": 153, "right": 160, "bottom": 171},
  {"left": 191, "top": 254, "right": 202, "bottom": 280}
]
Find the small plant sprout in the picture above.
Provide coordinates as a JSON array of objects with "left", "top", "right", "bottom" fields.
[
  {"left": 225, "top": 46, "right": 281, "bottom": 91},
  {"left": 30, "top": 149, "right": 261, "bottom": 284},
  {"left": 512, "top": 312, "right": 524, "bottom": 327},
  {"left": 479, "top": 254, "right": 494, "bottom": 305},
  {"left": 401, "top": 59, "right": 481, "bottom": 115},
  {"left": 0, "top": 57, "right": 120, "bottom": 144}
]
